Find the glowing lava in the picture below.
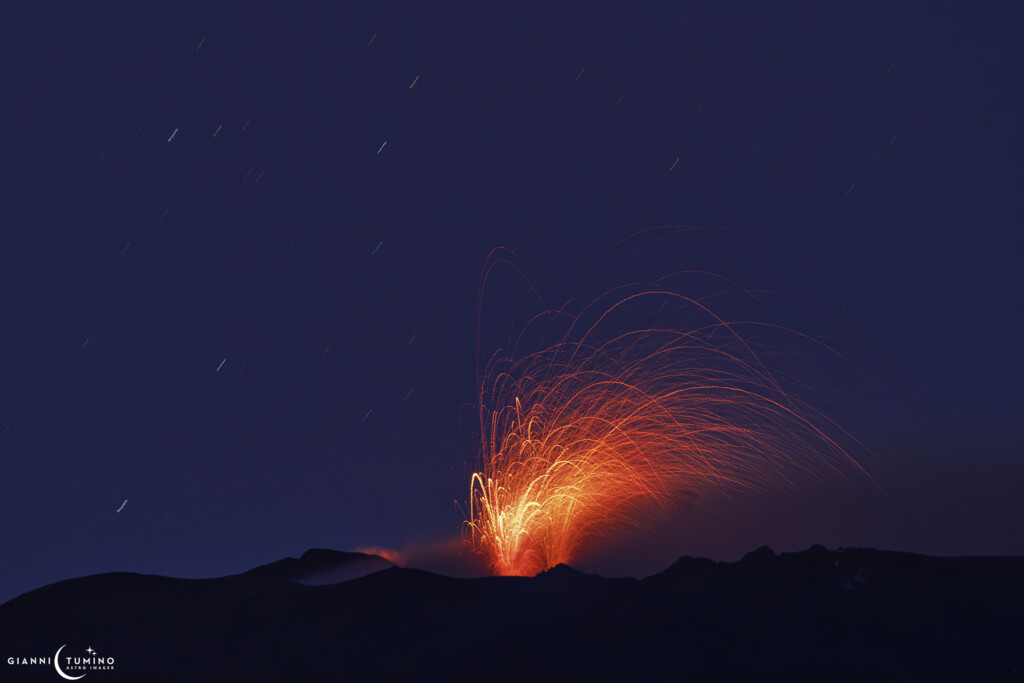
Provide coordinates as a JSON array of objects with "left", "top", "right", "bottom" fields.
[{"left": 466, "top": 267, "right": 871, "bottom": 577}]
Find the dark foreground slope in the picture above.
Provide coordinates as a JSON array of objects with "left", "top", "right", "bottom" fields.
[{"left": 1, "top": 546, "right": 1022, "bottom": 682}]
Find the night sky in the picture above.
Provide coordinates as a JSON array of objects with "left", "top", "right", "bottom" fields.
[{"left": 2, "top": 2, "right": 1021, "bottom": 603}]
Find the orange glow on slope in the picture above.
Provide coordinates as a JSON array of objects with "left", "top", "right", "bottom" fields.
[
  {"left": 466, "top": 262, "right": 872, "bottom": 577},
  {"left": 353, "top": 546, "right": 406, "bottom": 565}
]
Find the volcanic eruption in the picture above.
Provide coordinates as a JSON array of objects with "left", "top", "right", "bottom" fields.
[{"left": 466, "top": 247, "right": 872, "bottom": 576}]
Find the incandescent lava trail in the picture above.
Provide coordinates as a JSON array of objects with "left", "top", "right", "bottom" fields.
[{"left": 466, "top": 250, "right": 872, "bottom": 576}]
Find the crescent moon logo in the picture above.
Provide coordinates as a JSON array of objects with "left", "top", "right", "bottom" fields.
[{"left": 54, "top": 644, "right": 86, "bottom": 681}]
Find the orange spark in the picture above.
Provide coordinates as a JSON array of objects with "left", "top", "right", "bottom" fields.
[{"left": 466, "top": 257, "right": 871, "bottom": 577}]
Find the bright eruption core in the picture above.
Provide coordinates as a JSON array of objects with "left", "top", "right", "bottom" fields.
[{"left": 466, "top": 262, "right": 871, "bottom": 577}]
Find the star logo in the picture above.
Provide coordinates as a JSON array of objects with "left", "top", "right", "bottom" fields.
[{"left": 86, "top": 647, "right": 94, "bottom": 655}]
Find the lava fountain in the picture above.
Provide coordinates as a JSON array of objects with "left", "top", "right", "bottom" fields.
[{"left": 466, "top": 250, "right": 872, "bottom": 576}]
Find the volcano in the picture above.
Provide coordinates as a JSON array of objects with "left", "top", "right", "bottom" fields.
[{"left": 1, "top": 546, "right": 1021, "bottom": 681}]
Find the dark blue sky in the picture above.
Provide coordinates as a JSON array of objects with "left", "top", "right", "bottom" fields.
[{"left": 2, "top": 1, "right": 1021, "bottom": 602}]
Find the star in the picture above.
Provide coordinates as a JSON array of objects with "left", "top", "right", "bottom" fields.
[{"left": 86, "top": 647, "right": 94, "bottom": 655}]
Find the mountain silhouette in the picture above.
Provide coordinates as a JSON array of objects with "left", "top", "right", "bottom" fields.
[{"left": 2, "top": 546, "right": 1021, "bottom": 681}]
